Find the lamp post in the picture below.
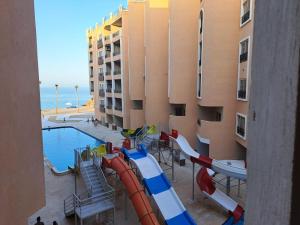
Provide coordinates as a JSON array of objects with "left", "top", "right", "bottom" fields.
[
  {"left": 55, "top": 84, "right": 59, "bottom": 114},
  {"left": 75, "top": 85, "right": 79, "bottom": 112}
]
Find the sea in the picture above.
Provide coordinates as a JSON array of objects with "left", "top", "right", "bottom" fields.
[{"left": 40, "top": 87, "right": 92, "bottom": 110}]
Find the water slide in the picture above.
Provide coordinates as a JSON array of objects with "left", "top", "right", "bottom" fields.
[
  {"left": 102, "top": 154, "right": 160, "bottom": 225},
  {"left": 169, "top": 135, "right": 245, "bottom": 224},
  {"left": 122, "top": 145, "right": 197, "bottom": 225}
]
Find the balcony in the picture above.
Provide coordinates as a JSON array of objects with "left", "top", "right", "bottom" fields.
[
  {"left": 104, "top": 35, "right": 110, "bottom": 41},
  {"left": 100, "top": 105, "right": 105, "bottom": 113},
  {"left": 105, "top": 52, "right": 111, "bottom": 59},
  {"left": 241, "top": 11, "right": 250, "bottom": 24},
  {"left": 106, "top": 88, "right": 112, "bottom": 93},
  {"left": 106, "top": 71, "right": 112, "bottom": 76},
  {"left": 89, "top": 73, "right": 93, "bottom": 78},
  {"left": 114, "top": 88, "right": 122, "bottom": 94},
  {"left": 97, "top": 40, "right": 103, "bottom": 49},
  {"left": 238, "top": 90, "right": 246, "bottom": 99},
  {"left": 113, "top": 50, "right": 120, "bottom": 57},
  {"left": 89, "top": 59, "right": 93, "bottom": 64},
  {"left": 114, "top": 69, "right": 121, "bottom": 75},
  {"left": 240, "top": 52, "right": 248, "bottom": 63},
  {"left": 107, "top": 105, "right": 112, "bottom": 109},
  {"left": 98, "top": 57, "right": 104, "bottom": 65},
  {"left": 99, "top": 89, "right": 105, "bottom": 97},
  {"left": 112, "top": 31, "right": 120, "bottom": 39},
  {"left": 89, "top": 43, "right": 92, "bottom": 48},
  {"left": 114, "top": 105, "right": 122, "bottom": 111},
  {"left": 99, "top": 74, "right": 104, "bottom": 81}
]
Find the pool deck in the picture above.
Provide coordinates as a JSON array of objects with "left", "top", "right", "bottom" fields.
[{"left": 29, "top": 113, "right": 246, "bottom": 225}]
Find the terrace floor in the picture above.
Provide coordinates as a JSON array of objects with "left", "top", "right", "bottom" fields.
[{"left": 29, "top": 113, "right": 246, "bottom": 225}]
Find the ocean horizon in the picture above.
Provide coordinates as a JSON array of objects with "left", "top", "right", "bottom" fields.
[{"left": 40, "top": 86, "right": 92, "bottom": 110}]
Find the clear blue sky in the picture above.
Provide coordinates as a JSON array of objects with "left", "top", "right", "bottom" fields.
[{"left": 34, "top": 0, "right": 127, "bottom": 88}]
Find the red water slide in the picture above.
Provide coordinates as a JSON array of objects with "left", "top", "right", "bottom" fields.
[{"left": 102, "top": 155, "right": 160, "bottom": 225}]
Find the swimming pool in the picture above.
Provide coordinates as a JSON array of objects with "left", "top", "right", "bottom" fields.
[{"left": 42, "top": 127, "right": 104, "bottom": 173}]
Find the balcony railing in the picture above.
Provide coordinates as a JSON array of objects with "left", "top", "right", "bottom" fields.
[
  {"left": 114, "top": 70, "right": 121, "bottom": 75},
  {"left": 99, "top": 74, "right": 104, "bottom": 81},
  {"left": 106, "top": 88, "right": 112, "bottom": 93},
  {"left": 114, "top": 89, "right": 122, "bottom": 93},
  {"left": 98, "top": 57, "right": 104, "bottom": 65},
  {"left": 112, "top": 31, "right": 120, "bottom": 39},
  {"left": 100, "top": 105, "right": 105, "bottom": 113},
  {"left": 114, "top": 105, "right": 122, "bottom": 111},
  {"left": 113, "top": 50, "right": 120, "bottom": 56},
  {"left": 238, "top": 90, "right": 246, "bottom": 99},
  {"left": 99, "top": 89, "right": 105, "bottom": 97},
  {"left": 237, "top": 127, "right": 245, "bottom": 137},
  {"left": 241, "top": 11, "right": 250, "bottom": 24},
  {"left": 97, "top": 40, "right": 103, "bottom": 49},
  {"left": 105, "top": 52, "right": 111, "bottom": 58},
  {"left": 240, "top": 52, "right": 248, "bottom": 63},
  {"left": 107, "top": 105, "right": 112, "bottom": 109},
  {"left": 106, "top": 71, "right": 111, "bottom": 76}
]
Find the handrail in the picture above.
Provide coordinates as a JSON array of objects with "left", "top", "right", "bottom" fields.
[{"left": 76, "top": 149, "right": 93, "bottom": 194}]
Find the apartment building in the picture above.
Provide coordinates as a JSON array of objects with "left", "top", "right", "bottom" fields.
[
  {"left": 87, "top": 0, "right": 254, "bottom": 160},
  {"left": 87, "top": 7, "right": 130, "bottom": 128},
  {"left": 196, "top": 0, "right": 255, "bottom": 159}
]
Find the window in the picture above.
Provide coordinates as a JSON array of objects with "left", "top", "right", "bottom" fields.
[
  {"left": 88, "top": 37, "right": 92, "bottom": 48},
  {"left": 89, "top": 52, "right": 93, "bottom": 63},
  {"left": 238, "top": 79, "right": 247, "bottom": 99},
  {"left": 236, "top": 114, "right": 246, "bottom": 139},
  {"left": 241, "top": 0, "right": 251, "bottom": 25},
  {"left": 132, "top": 100, "right": 143, "bottom": 110},
  {"left": 197, "top": 73, "right": 202, "bottom": 98},
  {"left": 89, "top": 66, "right": 93, "bottom": 77},
  {"left": 170, "top": 104, "right": 186, "bottom": 116},
  {"left": 199, "top": 11, "right": 203, "bottom": 34},
  {"left": 199, "top": 42, "right": 202, "bottom": 66},
  {"left": 240, "top": 39, "right": 249, "bottom": 63},
  {"left": 90, "top": 81, "right": 94, "bottom": 92}
]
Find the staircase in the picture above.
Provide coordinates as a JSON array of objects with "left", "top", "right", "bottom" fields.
[{"left": 63, "top": 150, "right": 115, "bottom": 224}]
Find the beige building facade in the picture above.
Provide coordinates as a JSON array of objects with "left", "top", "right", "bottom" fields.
[
  {"left": 0, "top": 0, "right": 45, "bottom": 224},
  {"left": 88, "top": 0, "right": 255, "bottom": 160}
]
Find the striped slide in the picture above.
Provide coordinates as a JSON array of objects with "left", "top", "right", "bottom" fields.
[{"left": 122, "top": 144, "right": 197, "bottom": 225}]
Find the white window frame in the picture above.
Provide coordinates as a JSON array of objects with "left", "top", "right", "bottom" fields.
[
  {"left": 237, "top": 36, "right": 251, "bottom": 101},
  {"left": 240, "top": 0, "right": 252, "bottom": 27},
  {"left": 236, "top": 113, "right": 247, "bottom": 140},
  {"left": 197, "top": 9, "right": 204, "bottom": 99}
]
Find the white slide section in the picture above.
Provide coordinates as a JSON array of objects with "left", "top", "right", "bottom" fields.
[{"left": 170, "top": 135, "right": 247, "bottom": 181}]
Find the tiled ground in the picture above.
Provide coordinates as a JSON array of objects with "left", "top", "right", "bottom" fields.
[{"left": 29, "top": 113, "right": 246, "bottom": 225}]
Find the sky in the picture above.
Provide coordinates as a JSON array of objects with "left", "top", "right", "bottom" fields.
[{"left": 34, "top": 0, "right": 127, "bottom": 88}]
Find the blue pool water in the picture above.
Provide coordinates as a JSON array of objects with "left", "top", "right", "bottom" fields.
[{"left": 42, "top": 127, "right": 104, "bottom": 172}]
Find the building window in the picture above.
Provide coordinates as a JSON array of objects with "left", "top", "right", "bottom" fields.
[
  {"left": 238, "top": 79, "right": 247, "bottom": 99},
  {"left": 240, "top": 39, "right": 249, "bottom": 63},
  {"left": 170, "top": 104, "right": 186, "bottom": 116},
  {"left": 197, "top": 73, "right": 202, "bottom": 98},
  {"left": 90, "top": 81, "right": 94, "bottom": 92},
  {"left": 241, "top": 0, "right": 251, "bottom": 26},
  {"left": 199, "top": 42, "right": 202, "bottom": 66},
  {"left": 89, "top": 66, "right": 93, "bottom": 78},
  {"left": 199, "top": 11, "right": 203, "bottom": 34},
  {"left": 132, "top": 100, "right": 143, "bottom": 110},
  {"left": 236, "top": 114, "right": 246, "bottom": 139},
  {"left": 88, "top": 36, "right": 92, "bottom": 48},
  {"left": 89, "top": 52, "right": 93, "bottom": 63}
]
